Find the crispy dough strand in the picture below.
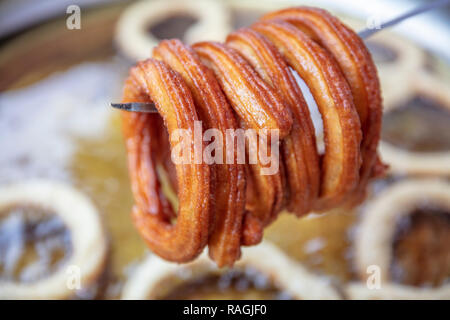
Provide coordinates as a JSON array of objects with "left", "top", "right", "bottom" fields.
[
  {"left": 153, "top": 40, "right": 246, "bottom": 267},
  {"left": 252, "top": 20, "right": 362, "bottom": 210},
  {"left": 227, "top": 28, "right": 319, "bottom": 215},
  {"left": 120, "top": 7, "right": 383, "bottom": 266},
  {"left": 121, "top": 59, "right": 211, "bottom": 262},
  {"left": 193, "top": 41, "right": 293, "bottom": 138},
  {"left": 262, "top": 7, "right": 383, "bottom": 204},
  {"left": 194, "top": 41, "right": 286, "bottom": 233}
]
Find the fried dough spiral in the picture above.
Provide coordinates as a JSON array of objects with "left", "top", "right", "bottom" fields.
[
  {"left": 121, "top": 7, "right": 383, "bottom": 266},
  {"left": 261, "top": 7, "right": 383, "bottom": 205},
  {"left": 121, "top": 61, "right": 211, "bottom": 262}
]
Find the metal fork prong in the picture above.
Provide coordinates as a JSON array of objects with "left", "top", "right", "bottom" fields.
[{"left": 111, "top": 103, "right": 158, "bottom": 113}]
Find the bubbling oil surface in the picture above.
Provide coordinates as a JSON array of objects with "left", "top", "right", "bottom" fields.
[
  {"left": 391, "top": 208, "right": 450, "bottom": 287},
  {"left": 161, "top": 268, "right": 292, "bottom": 300},
  {"left": 0, "top": 206, "right": 71, "bottom": 283}
]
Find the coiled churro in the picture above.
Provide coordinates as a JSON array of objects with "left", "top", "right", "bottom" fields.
[{"left": 120, "top": 6, "right": 383, "bottom": 266}]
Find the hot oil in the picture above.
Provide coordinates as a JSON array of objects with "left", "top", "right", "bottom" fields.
[
  {"left": 70, "top": 114, "right": 147, "bottom": 298},
  {"left": 161, "top": 269, "right": 292, "bottom": 300},
  {"left": 265, "top": 209, "right": 357, "bottom": 282},
  {"left": 391, "top": 208, "right": 450, "bottom": 287},
  {"left": 0, "top": 206, "right": 71, "bottom": 283},
  {"left": 382, "top": 96, "right": 450, "bottom": 152},
  {"left": 69, "top": 112, "right": 356, "bottom": 298}
]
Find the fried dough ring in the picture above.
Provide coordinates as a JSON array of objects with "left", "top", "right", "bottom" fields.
[
  {"left": 226, "top": 28, "right": 319, "bottom": 216},
  {"left": 152, "top": 40, "right": 285, "bottom": 261},
  {"left": 121, "top": 241, "right": 341, "bottom": 300},
  {"left": 193, "top": 41, "right": 293, "bottom": 138},
  {"left": 241, "top": 143, "right": 284, "bottom": 244},
  {"left": 120, "top": 7, "right": 382, "bottom": 266},
  {"left": 251, "top": 20, "right": 362, "bottom": 210},
  {"left": 350, "top": 179, "right": 450, "bottom": 299},
  {"left": 152, "top": 40, "right": 246, "bottom": 267},
  {"left": 193, "top": 41, "right": 289, "bottom": 240},
  {"left": 121, "top": 59, "right": 211, "bottom": 262},
  {"left": 262, "top": 7, "right": 383, "bottom": 205}
]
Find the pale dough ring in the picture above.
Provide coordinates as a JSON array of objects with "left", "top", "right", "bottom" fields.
[
  {"left": 368, "top": 33, "right": 425, "bottom": 111},
  {"left": 122, "top": 241, "right": 341, "bottom": 300},
  {"left": 380, "top": 74, "right": 450, "bottom": 176},
  {"left": 351, "top": 179, "right": 450, "bottom": 300},
  {"left": 0, "top": 180, "right": 108, "bottom": 300},
  {"left": 115, "top": 0, "right": 231, "bottom": 61}
]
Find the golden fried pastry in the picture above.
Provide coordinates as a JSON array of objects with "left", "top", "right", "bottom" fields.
[
  {"left": 153, "top": 39, "right": 246, "bottom": 266},
  {"left": 349, "top": 179, "right": 450, "bottom": 299},
  {"left": 121, "top": 59, "right": 212, "bottom": 263},
  {"left": 251, "top": 20, "right": 363, "bottom": 210},
  {"left": 380, "top": 73, "right": 450, "bottom": 176},
  {"left": 193, "top": 40, "right": 289, "bottom": 242},
  {"left": 226, "top": 28, "right": 318, "bottom": 216},
  {"left": 0, "top": 180, "right": 107, "bottom": 299},
  {"left": 115, "top": 0, "right": 231, "bottom": 61},
  {"left": 120, "top": 6, "right": 383, "bottom": 266},
  {"left": 122, "top": 241, "right": 341, "bottom": 300},
  {"left": 193, "top": 41, "right": 293, "bottom": 138},
  {"left": 261, "top": 7, "right": 384, "bottom": 206}
]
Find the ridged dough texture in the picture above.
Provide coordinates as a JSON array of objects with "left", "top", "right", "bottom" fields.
[{"left": 120, "top": 7, "right": 383, "bottom": 267}]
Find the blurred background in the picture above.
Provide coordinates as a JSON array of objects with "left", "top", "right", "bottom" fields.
[{"left": 0, "top": 0, "right": 449, "bottom": 300}]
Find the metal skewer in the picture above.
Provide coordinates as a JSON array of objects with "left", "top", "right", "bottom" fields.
[
  {"left": 358, "top": 0, "right": 450, "bottom": 38},
  {"left": 111, "top": 0, "right": 450, "bottom": 113},
  {"left": 110, "top": 102, "right": 157, "bottom": 112}
]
